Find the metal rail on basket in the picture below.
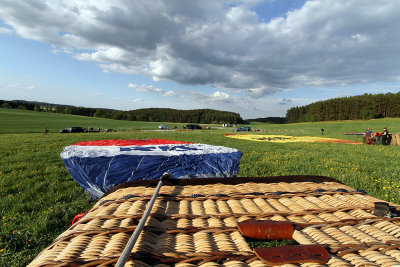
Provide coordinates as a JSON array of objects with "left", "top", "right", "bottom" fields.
[{"left": 115, "top": 172, "right": 171, "bottom": 267}]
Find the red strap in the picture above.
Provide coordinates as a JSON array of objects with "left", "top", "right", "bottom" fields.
[{"left": 72, "top": 210, "right": 89, "bottom": 225}]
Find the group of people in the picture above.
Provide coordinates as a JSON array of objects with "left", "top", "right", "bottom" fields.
[{"left": 365, "top": 127, "right": 391, "bottom": 145}]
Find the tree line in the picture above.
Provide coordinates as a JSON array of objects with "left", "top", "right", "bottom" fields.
[
  {"left": 248, "top": 117, "right": 287, "bottom": 124},
  {"left": 0, "top": 99, "right": 243, "bottom": 124},
  {"left": 286, "top": 92, "right": 400, "bottom": 123}
]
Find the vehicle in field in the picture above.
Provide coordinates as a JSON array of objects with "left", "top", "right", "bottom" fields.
[
  {"left": 185, "top": 124, "right": 202, "bottom": 130},
  {"left": 59, "top": 127, "right": 86, "bottom": 133},
  {"left": 234, "top": 126, "right": 251, "bottom": 132},
  {"left": 87, "top": 127, "right": 101, "bottom": 132},
  {"left": 158, "top": 125, "right": 169, "bottom": 130}
]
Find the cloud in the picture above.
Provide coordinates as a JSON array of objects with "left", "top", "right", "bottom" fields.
[
  {"left": 183, "top": 90, "right": 233, "bottom": 104},
  {"left": 128, "top": 83, "right": 175, "bottom": 97},
  {"left": 1, "top": 0, "right": 399, "bottom": 97},
  {"left": 278, "top": 98, "right": 293, "bottom": 105},
  {"left": 128, "top": 83, "right": 162, "bottom": 93},
  {"left": 10, "top": 84, "right": 35, "bottom": 90},
  {"left": 133, "top": 98, "right": 142, "bottom": 103},
  {"left": 88, "top": 92, "right": 100, "bottom": 97},
  {"left": 162, "top": 90, "right": 176, "bottom": 97},
  {"left": 211, "top": 91, "right": 231, "bottom": 101},
  {"left": 23, "top": 85, "right": 35, "bottom": 90},
  {"left": 0, "top": 27, "right": 12, "bottom": 35}
]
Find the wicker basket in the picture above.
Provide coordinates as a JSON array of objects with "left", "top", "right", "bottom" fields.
[{"left": 29, "top": 176, "right": 400, "bottom": 266}]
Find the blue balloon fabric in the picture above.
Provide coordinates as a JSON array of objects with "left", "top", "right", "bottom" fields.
[{"left": 60, "top": 139, "right": 242, "bottom": 198}]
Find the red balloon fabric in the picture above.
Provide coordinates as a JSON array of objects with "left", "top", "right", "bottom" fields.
[{"left": 73, "top": 139, "right": 192, "bottom": 146}]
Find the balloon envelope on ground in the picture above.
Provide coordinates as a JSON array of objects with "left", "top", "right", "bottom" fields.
[{"left": 60, "top": 139, "right": 242, "bottom": 199}]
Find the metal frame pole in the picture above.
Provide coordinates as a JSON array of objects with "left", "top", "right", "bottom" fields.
[{"left": 115, "top": 173, "right": 171, "bottom": 267}]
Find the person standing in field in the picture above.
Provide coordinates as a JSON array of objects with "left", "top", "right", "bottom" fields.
[
  {"left": 382, "top": 127, "right": 389, "bottom": 145},
  {"left": 365, "top": 127, "right": 373, "bottom": 137},
  {"left": 321, "top": 128, "right": 325, "bottom": 135},
  {"left": 364, "top": 127, "right": 373, "bottom": 144}
]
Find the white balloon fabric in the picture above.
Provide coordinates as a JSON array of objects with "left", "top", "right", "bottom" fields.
[{"left": 60, "top": 139, "right": 242, "bottom": 199}]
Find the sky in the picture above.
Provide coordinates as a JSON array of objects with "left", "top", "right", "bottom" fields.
[{"left": 0, "top": 0, "right": 399, "bottom": 119}]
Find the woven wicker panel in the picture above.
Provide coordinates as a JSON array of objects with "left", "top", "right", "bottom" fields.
[{"left": 29, "top": 179, "right": 400, "bottom": 266}]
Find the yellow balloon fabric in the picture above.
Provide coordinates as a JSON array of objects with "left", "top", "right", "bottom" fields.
[{"left": 224, "top": 134, "right": 362, "bottom": 144}]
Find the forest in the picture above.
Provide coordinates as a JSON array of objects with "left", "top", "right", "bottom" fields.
[
  {"left": 4, "top": 91, "right": 399, "bottom": 125},
  {"left": 0, "top": 99, "right": 243, "bottom": 124},
  {"left": 286, "top": 92, "right": 400, "bottom": 123},
  {"left": 248, "top": 117, "right": 286, "bottom": 124}
]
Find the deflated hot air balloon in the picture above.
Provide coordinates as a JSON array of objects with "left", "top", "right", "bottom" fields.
[{"left": 60, "top": 139, "right": 242, "bottom": 199}]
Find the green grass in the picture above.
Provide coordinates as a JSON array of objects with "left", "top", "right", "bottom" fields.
[
  {"left": 250, "top": 118, "right": 400, "bottom": 140},
  {"left": 0, "top": 108, "right": 400, "bottom": 265},
  {"left": 0, "top": 108, "right": 192, "bottom": 134}
]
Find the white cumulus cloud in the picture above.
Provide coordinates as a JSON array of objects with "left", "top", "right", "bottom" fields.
[
  {"left": 0, "top": 0, "right": 399, "bottom": 98},
  {"left": 182, "top": 90, "right": 233, "bottom": 104},
  {"left": 128, "top": 83, "right": 175, "bottom": 97},
  {"left": 162, "top": 90, "right": 176, "bottom": 97}
]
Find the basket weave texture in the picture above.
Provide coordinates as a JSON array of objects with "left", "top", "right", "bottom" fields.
[
  {"left": 29, "top": 178, "right": 400, "bottom": 266},
  {"left": 391, "top": 133, "right": 400, "bottom": 145}
]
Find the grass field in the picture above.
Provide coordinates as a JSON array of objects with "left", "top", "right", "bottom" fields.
[
  {"left": 1, "top": 108, "right": 400, "bottom": 265},
  {"left": 0, "top": 108, "right": 191, "bottom": 134}
]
